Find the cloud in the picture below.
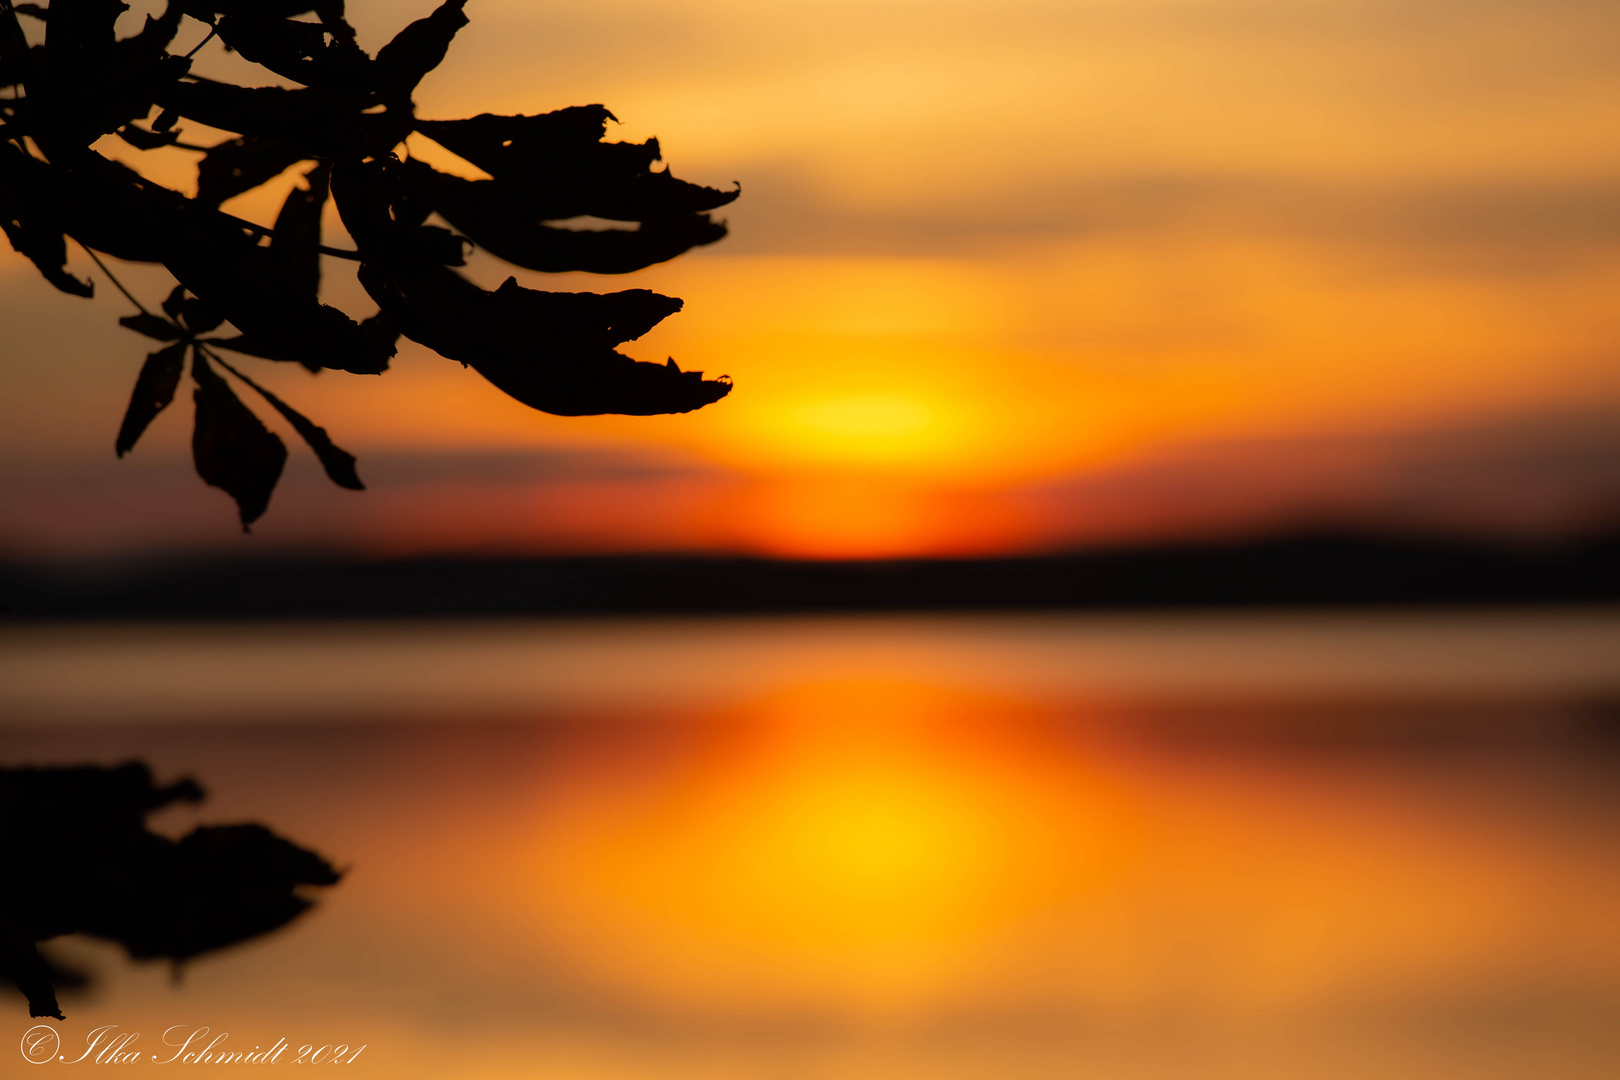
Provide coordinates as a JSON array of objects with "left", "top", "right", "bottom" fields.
[
  {"left": 718, "top": 167, "right": 1620, "bottom": 272},
  {"left": 0, "top": 447, "right": 743, "bottom": 564}
]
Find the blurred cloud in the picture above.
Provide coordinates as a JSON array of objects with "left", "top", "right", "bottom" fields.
[
  {"left": 722, "top": 168, "right": 1620, "bottom": 270},
  {"left": 0, "top": 445, "right": 741, "bottom": 563},
  {"left": 1017, "top": 407, "right": 1620, "bottom": 545}
]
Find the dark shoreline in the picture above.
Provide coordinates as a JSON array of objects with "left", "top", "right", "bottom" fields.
[{"left": 3, "top": 533, "right": 1615, "bottom": 621}]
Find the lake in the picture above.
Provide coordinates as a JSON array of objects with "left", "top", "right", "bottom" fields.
[{"left": 4, "top": 610, "right": 1618, "bottom": 1078}]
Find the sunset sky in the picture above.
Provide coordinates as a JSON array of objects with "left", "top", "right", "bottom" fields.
[{"left": 3, "top": 0, "right": 1618, "bottom": 560}]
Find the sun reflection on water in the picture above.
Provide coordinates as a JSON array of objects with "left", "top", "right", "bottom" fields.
[
  {"left": 506, "top": 682, "right": 1131, "bottom": 1010},
  {"left": 6, "top": 614, "right": 1620, "bottom": 1078}
]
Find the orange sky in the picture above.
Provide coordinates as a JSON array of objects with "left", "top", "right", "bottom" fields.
[{"left": 3, "top": 0, "right": 1618, "bottom": 559}]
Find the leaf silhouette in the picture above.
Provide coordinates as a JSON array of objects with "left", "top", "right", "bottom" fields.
[
  {"left": 413, "top": 105, "right": 620, "bottom": 177},
  {"left": 266, "top": 161, "right": 330, "bottom": 297},
  {"left": 0, "top": 191, "right": 95, "bottom": 297},
  {"left": 0, "top": 2, "right": 38, "bottom": 106},
  {"left": 158, "top": 284, "right": 224, "bottom": 334},
  {"left": 205, "top": 311, "right": 398, "bottom": 373},
  {"left": 115, "top": 340, "right": 186, "bottom": 456},
  {"left": 36, "top": 0, "right": 191, "bottom": 149},
  {"left": 214, "top": 13, "right": 372, "bottom": 93},
  {"left": 39, "top": 0, "right": 128, "bottom": 115},
  {"left": 373, "top": 0, "right": 467, "bottom": 101},
  {"left": 162, "top": 205, "right": 394, "bottom": 374},
  {"left": 177, "top": 1, "right": 343, "bottom": 20},
  {"left": 202, "top": 333, "right": 318, "bottom": 371},
  {"left": 401, "top": 159, "right": 727, "bottom": 274},
  {"left": 157, "top": 77, "right": 402, "bottom": 158},
  {"left": 1, "top": 147, "right": 172, "bottom": 263},
  {"left": 195, "top": 135, "right": 312, "bottom": 208},
  {"left": 402, "top": 109, "right": 737, "bottom": 275},
  {"left": 190, "top": 350, "right": 287, "bottom": 529},
  {"left": 211, "top": 352, "right": 363, "bottom": 490},
  {"left": 115, "top": 122, "right": 181, "bottom": 151},
  {"left": 335, "top": 155, "right": 729, "bottom": 415},
  {"left": 361, "top": 263, "right": 730, "bottom": 416},
  {"left": 415, "top": 111, "right": 740, "bottom": 219},
  {"left": 1, "top": 762, "right": 340, "bottom": 1019},
  {"left": 4, "top": 0, "right": 736, "bottom": 526},
  {"left": 109, "top": 822, "right": 339, "bottom": 960},
  {"left": 118, "top": 312, "right": 182, "bottom": 342}
]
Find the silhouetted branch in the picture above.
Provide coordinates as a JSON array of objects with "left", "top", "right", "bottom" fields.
[
  {"left": 77, "top": 240, "right": 152, "bottom": 315},
  {"left": 0, "top": 0, "right": 736, "bottom": 525}
]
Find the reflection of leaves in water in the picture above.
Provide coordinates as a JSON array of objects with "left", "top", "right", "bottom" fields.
[
  {"left": 0, "top": 0, "right": 735, "bottom": 524},
  {"left": 0, "top": 762, "right": 340, "bottom": 1020}
]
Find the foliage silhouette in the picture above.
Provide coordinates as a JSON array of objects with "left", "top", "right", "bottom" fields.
[
  {"left": 0, "top": 0, "right": 737, "bottom": 528},
  {"left": 1, "top": 762, "right": 340, "bottom": 1020}
]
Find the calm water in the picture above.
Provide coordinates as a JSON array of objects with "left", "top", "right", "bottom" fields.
[{"left": 4, "top": 611, "right": 1618, "bottom": 1079}]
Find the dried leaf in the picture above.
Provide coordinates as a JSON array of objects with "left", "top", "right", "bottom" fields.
[
  {"left": 190, "top": 350, "right": 287, "bottom": 529},
  {"left": 115, "top": 340, "right": 186, "bottom": 456},
  {"left": 211, "top": 353, "right": 363, "bottom": 490}
]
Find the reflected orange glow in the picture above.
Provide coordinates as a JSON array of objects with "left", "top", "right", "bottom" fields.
[
  {"left": 512, "top": 683, "right": 1130, "bottom": 1009},
  {"left": 10, "top": 615, "right": 1620, "bottom": 1076}
]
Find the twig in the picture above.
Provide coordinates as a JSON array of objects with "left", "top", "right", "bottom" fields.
[
  {"left": 199, "top": 344, "right": 253, "bottom": 382},
  {"left": 218, "top": 210, "right": 362, "bottom": 261},
  {"left": 75, "top": 241, "right": 154, "bottom": 317},
  {"left": 182, "top": 25, "right": 218, "bottom": 61}
]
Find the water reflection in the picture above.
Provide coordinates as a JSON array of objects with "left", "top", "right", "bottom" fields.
[
  {"left": 4, "top": 614, "right": 1618, "bottom": 1077},
  {"left": 497, "top": 683, "right": 1134, "bottom": 1014},
  {"left": 0, "top": 762, "right": 339, "bottom": 1020}
]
